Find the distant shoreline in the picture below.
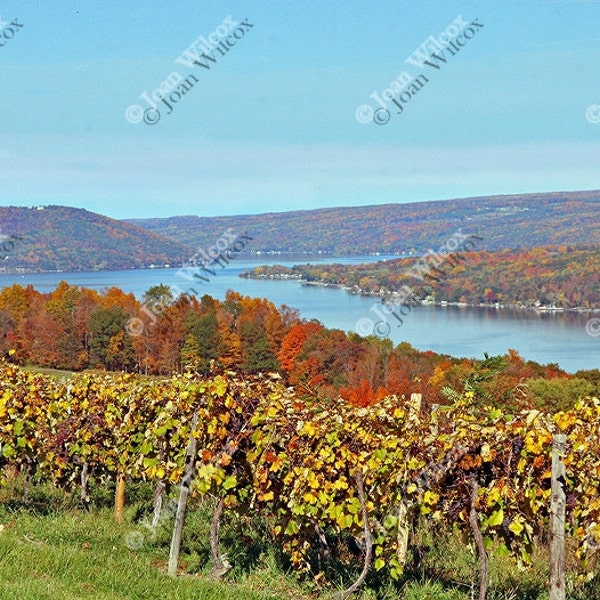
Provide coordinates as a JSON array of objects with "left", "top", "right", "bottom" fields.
[{"left": 243, "top": 273, "right": 600, "bottom": 314}]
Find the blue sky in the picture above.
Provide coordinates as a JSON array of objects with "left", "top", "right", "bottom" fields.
[{"left": 1, "top": 0, "right": 599, "bottom": 219}]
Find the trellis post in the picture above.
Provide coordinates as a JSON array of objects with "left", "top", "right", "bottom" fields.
[{"left": 549, "top": 433, "right": 567, "bottom": 600}]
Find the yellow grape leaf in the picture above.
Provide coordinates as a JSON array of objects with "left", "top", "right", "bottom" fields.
[
  {"left": 347, "top": 497, "right": 362, "bottom": 515},
  {"left": 299, "top": 422, "right": 317, "bottom": 437},
  {"left": 307, "top": 473, "right": 320, "bottom": 489},
  {"left": 487, "top": 508, "right": 504, "bottom": 527},
  {"left": 303, "top": 492, "right": 317, "bottom": 505},
  {"left": 393, "top": 408, "right": 405, "bottom": 419},
  {"left": 269, "top": 455, "right": 284, "bottom": 472},
  {"left": 332, "top": 477, "right": 348, "bottom": 491},
  {"left": 508, "top": 519, "right": 524, "bottom": 535},
  {"left": 423, "top": 490, "right": 439, "bottom": 506},
  {"left": 555, "top": 412, "right": 576, "bottom": 431},
  {"left": 284, "top": 520, "right": 299, "bottom": 535},
  {"left": 408, "top": 457, "right": 421, "bottom": 470},
  {"left": 489, "top": 408, "right": 502, "bottom": 420},
  {"left": 486, "top": 487, "right": 501, "bottom": 506},
  {"left": 211, "top": 376, "right": 228, "bottom": 397},
  {"left": 525, "top": 433, "right": 544, "bottom": 455}
]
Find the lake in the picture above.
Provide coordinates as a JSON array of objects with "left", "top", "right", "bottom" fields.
[{"left": 0, "top": 256, "right": 597, "bottom": 374}]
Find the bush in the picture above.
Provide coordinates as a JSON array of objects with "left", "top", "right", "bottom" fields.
[{"left": 526, "top": 378, "right": 595, "bottom": 412}]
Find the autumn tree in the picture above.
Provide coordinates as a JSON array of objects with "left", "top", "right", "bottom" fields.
[
  {"left": 88, "top": 307, "right": 135, "bottom": 370},
  {"left": 182, "top": 299, "right": 221, "bottom": 373},
  {"left": 277, "top": 321, "right": 322, "bottom": 376},
  {"left": 45, "top": 282, "right": 100, "bottom": 369}
]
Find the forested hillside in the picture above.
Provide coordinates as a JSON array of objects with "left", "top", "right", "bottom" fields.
[
  {"left": 129, "top": 190, "right": 600, "bottom": 255},
  {"left": 0, "top": 281, "right": 598, "bottom": 410},
  {"left": 0, "top": 206, "right": 191, "bottom": 272},
  {"left": 243, "top": 245, "right": 600, "bottom": 310},
  {"left": 1, "top": 191, "right": 599, "bottom": 273}
]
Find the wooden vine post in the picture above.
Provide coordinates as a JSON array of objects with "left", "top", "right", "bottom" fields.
[
  {"left": 395, "top": 393, "right": 422, "bottom": 567},
  {"left": 430, "top": 403, "right": 440, "bottom": 436},
  {"left": 396, "top": 501, "right": 409, "bottom": 566},
  {"left": 114, "top": 472, "right": 125, "bottom": 522},
  {"left": 549, "top": 433, "right": 567, "bottom": 600},
  {"left": 209, "top": 496, "right": 231, "bottom": 579},
  {"left": 81, "top": 462, "right": 90, "bottom": 512},
  {"left": 468, "top": 480, "right": 488, "bottom": 600},
  {"left": 168, "top": 410, "right": 199, "bottom": 576}
]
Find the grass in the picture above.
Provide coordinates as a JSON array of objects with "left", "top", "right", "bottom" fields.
[
  {"left": 0, "top": 481, "right": 598, "bottom": 600},
  {"left": 21, "top": 364, "right": 77, "bottom": 380},
  {"left": 0, "top": 508, "right": 303, "bottom": 600}
]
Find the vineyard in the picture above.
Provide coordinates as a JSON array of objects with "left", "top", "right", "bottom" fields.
[{"left": 1, "top": 359, "right": 600, "bottom": 599}]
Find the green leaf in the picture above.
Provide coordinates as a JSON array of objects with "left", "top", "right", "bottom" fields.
[
  {"left": 374, "top": 558, "right": 385, "bottom": 570},
  {"left": 140, "top": 441, "right": 153, "bottom": 454},
  {"left": 284, "top": 520, "right": 299, "bottom": 535},
  {"left": 383, "top": 514, "right": 398, "bottom": 530},
  {"left": 222, "top": 475, "right": 237, "bottom": 490},
  {"left": 347, "top": 497, "right": 362, "bottom": 515},
  {"left": 2, "top": 444, "right": 15, "bottom": 458},
  {"left": 489, "top": 408, "right": 502, "bottom": 420}
]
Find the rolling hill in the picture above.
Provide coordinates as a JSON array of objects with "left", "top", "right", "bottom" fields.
[
  {"left": 1, "top": 190, "right": 599, "bottom": 273},
  {"left": 128, "top": 190, "right": 600, "bottom": 255},
  {"left": 0, "top": 205, "right": 192, "bottom": 273}
]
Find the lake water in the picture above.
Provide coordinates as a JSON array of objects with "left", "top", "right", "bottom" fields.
[{"left": 0, "top": 256, "right": 597, "bottom": 374}]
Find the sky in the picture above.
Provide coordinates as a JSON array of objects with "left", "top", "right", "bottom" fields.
[{"left": 0, "top": 0, "right": 599, "bottom": 220}]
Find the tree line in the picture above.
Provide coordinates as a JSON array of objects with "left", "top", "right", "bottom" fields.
[
  {"left": 0, "top": 281, "right": 598, "bottom": 413},
  {"left": 243, "top": 245, "right": 600, "bottom": 309}
]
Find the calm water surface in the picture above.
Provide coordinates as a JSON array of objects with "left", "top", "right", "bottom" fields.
[{"left": 0, "top": 256, "right": 597, "bottom": 373}]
